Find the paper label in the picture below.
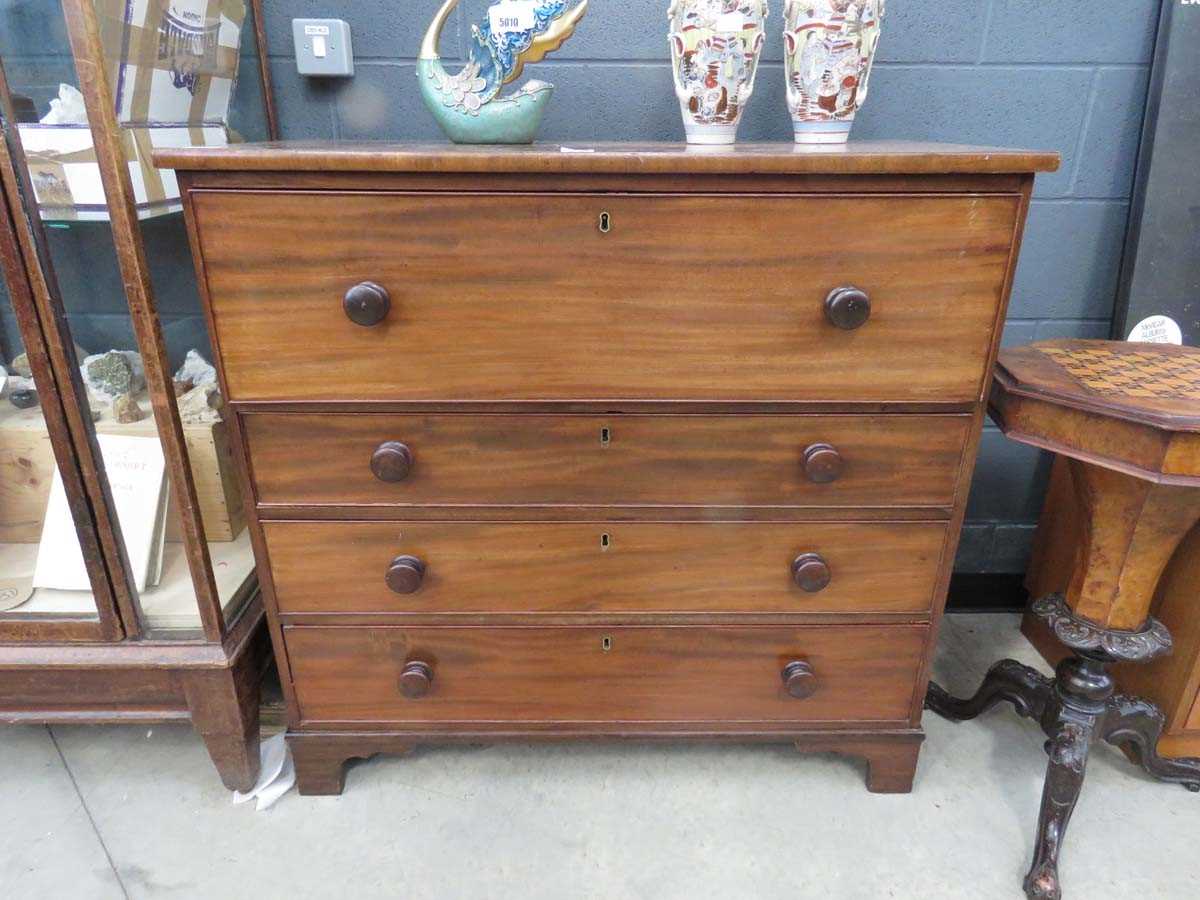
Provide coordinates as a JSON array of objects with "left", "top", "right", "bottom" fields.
[
  {"left": 304, "top": 24, "right": 330, "bottom": 35},
  {"left": 1128, "top": 315, "right": 1183, "bottom": 345},
  {"left": 0, "top": 575, "right": 34, "bottom": 612},
  {"left": 489, "top": 1, "right": 537, "bottom": 34}
]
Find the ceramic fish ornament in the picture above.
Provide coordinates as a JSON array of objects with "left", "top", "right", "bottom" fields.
[{"left": 418, "top": 0, "right": 589, "bottom": 144}]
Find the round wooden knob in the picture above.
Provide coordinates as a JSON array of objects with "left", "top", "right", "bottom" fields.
[
  {"left": 782, "top": 660, "right": 818, "bottom": 699},
  {"left": 399, "top": 660, "right": 433, "bottom": 699},
  {"left": 803, "top": 442, "right": 844, "bottom": 483},
  {"left": 824, "top": 286, "right": 871, "bottom": 330},
  {"left": 792, "top": 553, "right": 831, "bottom": 593},
  {"left": 371, "top": 441, "right": 414, "bottom": 482},
  {"left": 385, "top": 555, "right": 426, "bottom": 594},
  {"left": 343, "top": 281, "right": 391, "bottom": 326}
]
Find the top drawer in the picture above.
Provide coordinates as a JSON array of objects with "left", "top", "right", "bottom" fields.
[{"left": 191, "top": 191, "right": 1018, "bottom": 403}]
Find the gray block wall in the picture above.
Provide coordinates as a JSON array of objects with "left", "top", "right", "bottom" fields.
[{"left": 2, "top": 0, "right": 1162, "bottom": 574}]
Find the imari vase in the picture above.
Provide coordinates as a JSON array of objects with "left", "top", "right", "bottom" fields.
[
  {"left": 668, "top": 0, "right": 769, "bottom": 145},
  {"left": 784, "top": 0, "right": 885, "bottom": 144}
]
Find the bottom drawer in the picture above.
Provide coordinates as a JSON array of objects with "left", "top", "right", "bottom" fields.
[{"left": 286, "top": 625, "right": 927, "bottom": 725}]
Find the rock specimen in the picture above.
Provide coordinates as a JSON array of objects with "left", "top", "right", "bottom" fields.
[
  {"left": 11, "top": 342, "right": 85, "bottom": 377},
  {"left": 81, "top": 350, "right": 145, "bottom": 402},
  {"left": 10, "top": 389, "right": 38, "bottom": 409},
  {"left": 112, "top": 392, "right": 145, "bottom": 423},
  {"left": 173, "top": 379, "right": 193, "bottom": 396},
  {"left": 174, "top": 349, "right": 217, "bottom": 386},
  {"left": 177, "top": 383, "right": 222, "bottom": 425}
]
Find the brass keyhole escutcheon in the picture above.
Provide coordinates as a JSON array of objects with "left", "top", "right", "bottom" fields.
[
  {"left": 601, "top": 635, "right": 613, "bottom": 652},
  {"left": 600, "top": 426, "right": 611, "bottom": 446},
  {"left": 598, "top": 211, "right": 611, "bottom": 233},
  {"left": 600, "top": 532, "right": 611, "bottom": 551}
]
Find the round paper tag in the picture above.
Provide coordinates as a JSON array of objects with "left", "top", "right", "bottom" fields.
[{"left": 1127, "top": 315, "right": 1183, "bottom": 345}]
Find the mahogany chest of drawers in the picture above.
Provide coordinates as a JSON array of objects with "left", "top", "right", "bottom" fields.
[{"left": 163, "top": 142, "right": 1056, "bottom": 795}]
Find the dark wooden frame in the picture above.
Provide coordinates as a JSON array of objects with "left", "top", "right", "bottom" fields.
[{"left": 0, "top": 0, "right": 280, "bottom": 790}]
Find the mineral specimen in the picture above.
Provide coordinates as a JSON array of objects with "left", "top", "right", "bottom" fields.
[
  {"left": 174, "top": 349, "right": 217, "bottom": 387},
  {"left": 113, "top": 392, "right": 145, "bottom": 423},
  {"left": 81, "top": 350, "right": 145, "bottom": 402}
]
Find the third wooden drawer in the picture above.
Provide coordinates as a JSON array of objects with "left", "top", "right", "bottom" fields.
[
  {"left": 244, "top": 413, "right": 971, "bottom": 510},
  {"left": 263, "top": 520, "right": 949, "bottom": 617}
]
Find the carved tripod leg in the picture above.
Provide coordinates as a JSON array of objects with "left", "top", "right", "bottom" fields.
[
  {"left": 1023, "top": 721, "right": 1093, "bottom": 900},
  {"left": 926, "top": 658, "right": 1054, "bottom": 723},
  {"left": 1103, "top": 695, "right": 1200, "bottom": 792}
]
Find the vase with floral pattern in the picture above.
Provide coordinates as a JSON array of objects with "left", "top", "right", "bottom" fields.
[
  {"left": 783, "top": 0, "right": 885, "bottom": 144},
  {"left": 668, "top": 0, "right": 768, "bottom": 145}
]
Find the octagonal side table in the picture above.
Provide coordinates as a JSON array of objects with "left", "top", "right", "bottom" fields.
[{"left": 926, "top": 339, "right": 1200, "bottom": 900}]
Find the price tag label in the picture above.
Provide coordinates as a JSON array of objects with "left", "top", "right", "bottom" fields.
[
  {"left": 1128, "top": 314, "right": 1183, "bottom": 345},
  {"left": 489, "top": 0, "right": 537, "bottom": 34}
]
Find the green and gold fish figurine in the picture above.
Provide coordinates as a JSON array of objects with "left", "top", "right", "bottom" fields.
[{"left": 417, "top": 0, "right": 589, "bottom": 144}]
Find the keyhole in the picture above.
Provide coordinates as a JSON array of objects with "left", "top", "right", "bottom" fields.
[
  {"left": 600, "top": 426, "right": 611, "bottom": 446},
  {"left": 601, "top": 636, "right": 613, "bottom": 652},
  {"left": 600, "top": 532, "right": 611, "bottom": 551},
  {"left": 598, "top": 211, "right": 611, "bottom": 233}
]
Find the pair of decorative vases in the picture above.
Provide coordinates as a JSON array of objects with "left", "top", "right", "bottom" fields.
[{"left": 669, "top": 0, "right": 886, "bottom": 145}]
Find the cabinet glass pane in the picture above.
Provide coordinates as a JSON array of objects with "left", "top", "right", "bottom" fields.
[
  {"left": 1, "top": 0, "right": 265, "bottom": 636},
  {"left": 0, "top": 229, "right": 105, "bottom": 622}
]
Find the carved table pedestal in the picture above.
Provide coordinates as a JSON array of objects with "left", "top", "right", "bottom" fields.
[{"left": 926, "top": 340, "right": 1200, "bottom": 899}]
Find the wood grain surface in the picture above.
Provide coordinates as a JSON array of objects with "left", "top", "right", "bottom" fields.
[
  {"left": 156, "top": 141, "right": 1060, "bottom": 176},
  {"left": 193, "top": 191, "right": 1018, "bottom": 403},
  {"left": 284, "top": 624, "right": 927, "bottom": 724},
  {"left": 244, "top": 413, "right": 971, "bottom": 509},
  {"left": 261, "top": 520, "right": 948, "bottom": 617}
]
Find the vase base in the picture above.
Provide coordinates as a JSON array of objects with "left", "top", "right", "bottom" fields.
[
  {"left": 683, "top": 122, "right": 739, "bottom": 145},
  {"left": 792, "top": 120, "right": 854, "bottom": 145}
]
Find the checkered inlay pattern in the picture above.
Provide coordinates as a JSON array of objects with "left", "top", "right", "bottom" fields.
[{"left": 1039, "top": 345, "right": 1200, "bottom": 401}]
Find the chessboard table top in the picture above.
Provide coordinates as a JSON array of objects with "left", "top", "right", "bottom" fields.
[{"left": 995, "top": 340, "right": 1200, "bottom": 433}]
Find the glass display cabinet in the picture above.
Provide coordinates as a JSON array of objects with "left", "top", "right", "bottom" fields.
[{"left": 0, "top": 0, "right": 275, "bottom": 790}]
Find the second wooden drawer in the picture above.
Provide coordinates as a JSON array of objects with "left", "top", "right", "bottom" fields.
[
  {"left": 263, "top": 520, "right": 948, "bottom": 616},
  {"left": 245, "top": 413, "right": 970, "bottom": 510}
]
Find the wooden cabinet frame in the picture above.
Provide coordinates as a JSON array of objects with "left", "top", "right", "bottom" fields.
[{"left": 0, "top": 0, "right": 276, "bottom": 791}]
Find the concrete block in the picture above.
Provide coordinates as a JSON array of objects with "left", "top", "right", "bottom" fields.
[
  {"left": 333, "top": 63, "right": 461, "bottom": 141},
  {"left": 1001, "top": 319, "right": 1038, "bottom": 347},
  {"left": 269, "top": 60, "right": 340, "bottom": 140},
  {"left": 853, "top": 65, "right": 1092, "bottom": 198},
  {"left": 966, "top": 431, "right": 1053, "bottom": 521},
  {"left": 1008, "top": 200, "right": 1130, "bottom": 319},
  {"left": 878, "top": 0, "right": 988, "bottom": 63},
  {"left": 1073, "top": 66, "right": 1152, "bottom": 199},
  {"left": 983, "top": 0, "right": 1160, "bottom": 65},
  {"left": 1032, "top": 319, "right": 1112, "bottom": 341}
]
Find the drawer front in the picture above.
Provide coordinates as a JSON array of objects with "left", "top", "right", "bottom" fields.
[
  {"left": 264, "top": 521, "right": 948, "bottom": 616},
  {"left": 285, "top": 624, "right": 927, "bottom": 724},
  {"left": 194, "top": 191, "right": 1017, "bottom": 402},
  {"left": 245, "top": 414, "right": 970, "bottom": 509}
]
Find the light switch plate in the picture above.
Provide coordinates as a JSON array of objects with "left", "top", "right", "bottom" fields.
[{"left": 292, "top": 18, "right": 354, "bottom": 77}]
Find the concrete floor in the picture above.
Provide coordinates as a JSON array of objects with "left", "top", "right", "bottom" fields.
[{"left": 4, "top": 613, "right": 1200, "bottom": 900}]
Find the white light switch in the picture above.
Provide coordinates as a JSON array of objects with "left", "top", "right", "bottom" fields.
[{"left": 292, "top": 18, "right": 354, "bottom": 77}]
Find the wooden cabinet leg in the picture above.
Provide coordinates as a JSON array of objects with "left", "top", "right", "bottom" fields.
[
  {"left": 290, "top": 738, "right": 351, "bottom": 796},
  {"left": 180, "top": 662, "right": 262, "bottom": 793},
  {"left": 795, "top": 734, "right": 923, "bottom": 794},
  {"left": 862, "top": 740, "right": 922, "bottom": 794},
  {"left": 288, "top": 736, "right": 414, "bottom": 796}
]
